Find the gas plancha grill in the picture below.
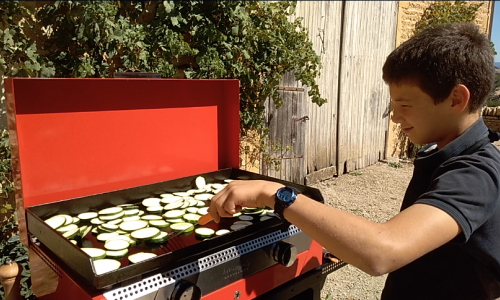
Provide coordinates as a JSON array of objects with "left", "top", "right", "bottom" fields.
[{"left": 5, "top": 78, "right": 345, "bottom": 300}]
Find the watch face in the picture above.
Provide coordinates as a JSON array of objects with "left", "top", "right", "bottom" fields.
[{"left": 277, "top": 187, "right": 295, "bottom": 203}]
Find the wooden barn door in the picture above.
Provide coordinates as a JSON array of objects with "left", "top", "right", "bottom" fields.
[{"left": 262, "top": 72, "right": 308, "bottom": 184}]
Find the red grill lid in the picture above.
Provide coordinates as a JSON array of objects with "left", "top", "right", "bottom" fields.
[{"left": 5, "top": 78, "right": 240, "bottom": 208}]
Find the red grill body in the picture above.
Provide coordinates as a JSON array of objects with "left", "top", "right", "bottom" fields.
[{"left": 5, "top": 78, "right": 344, "bottom": 300}]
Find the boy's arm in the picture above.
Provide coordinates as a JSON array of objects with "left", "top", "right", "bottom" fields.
[{"left": 208, "top": 180, "right": 462, "bottom": 276}]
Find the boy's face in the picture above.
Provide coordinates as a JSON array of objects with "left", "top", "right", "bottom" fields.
[{"left": 389, "top": 82, "right": 455, "bottom": 149}]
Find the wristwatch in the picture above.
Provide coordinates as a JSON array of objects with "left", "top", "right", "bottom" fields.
[{"left": 274, "top": 186, "right": 301, "bottom": 221}]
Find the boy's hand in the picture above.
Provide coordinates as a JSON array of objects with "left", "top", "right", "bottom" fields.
[{"left": 208, "top": 180, "right": 284, "bottom": 223}]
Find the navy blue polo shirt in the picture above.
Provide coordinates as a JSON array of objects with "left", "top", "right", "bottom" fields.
[{"left": 382, "top": 118, "right": 500, "bottom": 300}]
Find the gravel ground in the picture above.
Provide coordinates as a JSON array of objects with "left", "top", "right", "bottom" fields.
[{"left": 310, "top": 161, "right": 415, "bottom": 300}]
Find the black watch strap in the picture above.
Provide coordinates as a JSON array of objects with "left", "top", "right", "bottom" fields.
[{"left": 274, "top": 186, "right": 300, "bottom": 221}]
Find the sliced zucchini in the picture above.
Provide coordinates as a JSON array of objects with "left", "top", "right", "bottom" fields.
[
  {"left": 195, "top": 227, "right": 215, "bottom": 238},
  {"left": 215, "top": 229, "right": 230, "bottom": 236},
  {"left": 105, "top": 249, "right": 129, "bottom": 259},
  {"left": 147, "top": 231, "right": 169, "bottom": 243},
  {"left": 233, "top": 220, "right": 253, "bottom": 226},
  {"left": 160, "top": 193, "right": 174, "bottom": 198},
  {"left": 96, "top": 232, "right": 119, "bottom": 242},
  {"left": 62, "top": 215, "right": 75, "bottom": 225},
  {"left": 99, "top": 211, "right": 125, "bottom": 221},
  {"left": 101, "top": 223, "right": 119, "bottom": 231},
  {"left": 197, "top": 207, "right": 209, "bottom": 215},
  {"left": 70, "top": 240, "right": 77, "bottom": 245},
  {"left": 191, "top": 189, "right": 206, "bottom": 194},
  {"left": 146, "top": 206, "right": 163, "bottom": 214},
  {"left": 196, "top": 201, "right": 205, "bottom": 207},
  {"left": 104, "top": 239, "right": 130, "bottom": 251},
  {"left": 266, "top": 210, "right": 276, "bottom": 217},
  {"left": 119, "top": 220, "right": 149, "bottom": 232},
  {"left": 195, "top": 176, "right": 206, "bottom": 189},
  {"left": 123, "top": 209, "right": 140, "bottom": 216},
  {"left": 170, "top": 222, "right": 194, "bottom": 232},
  {"left": 141, "top": 215, "right": 163, "bottom": 221},
  {"left": 163, "top": 200, "right": 184, "bottom": 211},
  {"left": 130, "top": 227, "right": 161, "bottom": 240},
  {"left": 98, "top": 207, "right": 123, "bottom": 216},
  {"left": 173, "top": 192, "right": 191, "bottom": 197},
  {"left": 63, "top": 228, "right": 80, "bottom": 239},
  {"left": 163, "top": 210, "right": 185, "bottom": 219},
  {"left": 186, "top": 207, "right": 200, "bottom": 214},
  {"left": 72, "top": 217, "right": 80, "bottom": 225},
  {"left": 45, "top": 216, "right": 67, "bottom": 229},
  {"left": 183, "top": 213, "right": 201, "bottom": 224},
  {"left": 122, "top": 215, "right": 141, "bottom": 222},
  {"left": 212, "top": 183, "right": 224, "bottom": 190},
  {"left": 180, "top": 201, "right": 190, "bottom": 209},
  {"left": 57, "top": 223, "right": 79, "bottom": 233},
  {"left": 128, "top": 252, "right": 157, "bottom": 264},
  {"left": 106, "top": 218, "right": 123, "bottom": 225},
  {"left": 148, "top": 220, "right": 170, "bottom": 228},
  {"left": 77, "top": 212, "right": 98, "bottom": 221},
  {"left": 91, "top": 227, "right": 99, "bottom": 235},
  {"left": 232, "top": 212, "right": 242, "bottom": 218},
  {"left": 93, "top": 259, "right": 121, "bottom": 275},
  {"left": 90, "top": 218, "right": 105, "bottom": 225},
  {"left": 166, "top": 218, "right": 185, "bottom": 223},
  {"left": 160, "top": 196, "right": 183, "bottom": 205},
  {"left": 81, "top": 225, "right": 93, "bottom": 238},
  {"left": 238, "top": 215, "right": 254, "bottom": 221},
  {"left": 260, "top": 216, "right": 273, "bottom": 221},
  {"left": 187, "top": 199, "right": 199, "bottom": 207},
  {"left": 230, "top": 224, "right": 249, "bottom": 231},
  {"left": 142, "top": 197, "right": 162, "bottom": 207},
  {"left": 81, "top": 248, "right": 107, "bottom": 260},
  {"left": 194, "top": 194, "right": 213, "bottom": 201}
]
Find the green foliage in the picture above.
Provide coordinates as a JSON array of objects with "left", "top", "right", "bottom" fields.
[
  {"left": 485, "top": 73, "right": 500, "bottom": 107},
  {"left": 388, "top": 161, "right": 403, "bottom": 169},
  {"left": 0, "top": 0, "right": 325, "bottom": 171},
  {"left": 0, "top": 222, "right": 35, "bottom": 300}
]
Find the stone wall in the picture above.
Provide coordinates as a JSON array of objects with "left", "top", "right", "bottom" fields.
[
  {"left": 387, "top": 1, "right": 494, "bottom": 158},
  {"left": 483, "top": 107, "right": 500, "bottom": 132}
]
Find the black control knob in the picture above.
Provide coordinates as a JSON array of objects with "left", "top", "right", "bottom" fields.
[
  {"left": 171, "top": 280, "right": 201, "bottom": 300},
  {"left": 271, "top": 241, "right": 297, "bottom": 267}
]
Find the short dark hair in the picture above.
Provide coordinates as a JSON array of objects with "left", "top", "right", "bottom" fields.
[{"left": 382, "top": 22, "right": 495, "bottom": 112}]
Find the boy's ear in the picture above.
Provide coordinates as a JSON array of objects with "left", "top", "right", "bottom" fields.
[{"left": 449, "top": 84, "right": 470, "bottom": 113}]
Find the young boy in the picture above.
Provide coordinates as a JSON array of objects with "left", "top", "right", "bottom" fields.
[{"left": 208, "top": 22, "right": 500, "bottom": 299}]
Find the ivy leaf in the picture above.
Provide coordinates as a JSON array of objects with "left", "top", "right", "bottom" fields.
[
  {"left": 171, "top": 16, "right": 179, "bottom": 27},
  {"left": 232, "top": 25, "right": 239, "bottom": 36}
]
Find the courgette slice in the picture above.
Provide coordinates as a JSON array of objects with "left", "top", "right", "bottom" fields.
[
  {"left": 148, "top": 220, "right": 169, "bottom": 228},
  {"left": 183, "top": 213, "right": 201, "bottom": 224},
  {"left": 215, "top": 229, "right": 230, "bottom": 236},
  {"left": 230, "top": 224, "right": 249, "bottom": 231},
  {"left": 197, "top": 207, "right": 209, "bottom": 215},
  {"left": 123, "top": 209, "right": 140, "bottom": 216},
  {"left": 163, "top": 210, "right": 185, "bottom": 219},
  {"left": 142, "top": 198, "right": 162, "bottom": 207},
  {"left": 170, "top": 222, "right": 194, "bottom": 232},
  {"left": 147, "top": 232, "right": 169, "bottom": 243},
  {"left": 163, "top": 200, "right": 184, "bottom": 211},
  {"left": 173, "top": 192, "right": 190, "bottom": 197},
  {"left": 146, "top": 206, "right": 163, "bottom": 214},
  {"left": 141, "top": 215, "right": 163, "bottom": 221},
  {"left": 97, "top": 232, "right": 119, "bottom": 242},
  {"left": 101, "top": 223, "right": 119, "bottom": 231},
  {"left": 160, "top": 193, "right": 174, "bottom": 198},
  {"left": 77, "top": 212, "right": 98, "bottom": 220},
  {"left": 166, "top": 218, "right": 184, "bottom": 223},
  {"left": 70, "top": 240, "right": 77, "bottom": 245},
  {"left": 186, "top": 207, "right": 200, "bottom": 214},
  {"left": 180, "top": 201, "right": 190, "bottom": 209},
  {"left": 81, "top": 225, "right": 93, "bottom": 238},
  {"left": 63, "top": 228, "right": 80, "bottom": 239},
  {"left": 45, "top": 216, "right": 66, "bottom": 229},
  {"left": 195, "top": 227, "right": 214, "bottom": 238},
  {"left": 98, "top": 207, "right": 123, "bottom": 216},
  {"left": 72, "top": 217, "right": 80, "bottom": 225},
  {"left": 122, "top": 215, "right": 141, "bottom": 222},
  {"left": 238, "top": 215, "right": 254, "bottom": 221},
  {"left": 90, "top": 218, "right": 105, "bottom": 225},
  {"left": 106, "top": 218, "right": 123, "bottom": 225},
  {"left": 194, "top": 194, "right": 213, "bottom": 201},
  {"left": 119, "top": 220, "right": 149, "bottom": 232},
  {"left": 266, "top": 210, "right": 276, "bottom": 217},
  {"left": 160, "top": 196, "right": 183, "bottom": 205},
  {"left": 105, "top": 249, "right": 129, "bottom": 259},
  {"left": 104, "top": 239, "right": 130, "bottom": 251},
  {"left": 260, "top": 216, "right": 273, "bottom": 221},
  {"left": 128, "top": 252, "right": 157, "bottom": 264},
  {"left": 81, "top": 248, "right": 107, "bottom": 260},
  {"left": 195, "top": 176, "right": 206, "bottom": 189},
  {"left": 130, "top": 227, "right": 161, "bottom": 240},
  {"left": 99, "top": 211, "right": 125, "bottom": 221},
  {"left": 93, "top": 259, "right": 121, "bottom": 275},
  {"left": 187, "top": 199, "right": 199, "bottom": 207},
  {"left": 57, "top": 223, "right": 79, "bottom": 233},
  {"left": 196, "top": 201, "right": 205, "bottom": 207},
  {"left": 233, "top": 221, "right": 253, "bottom": 226}
]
